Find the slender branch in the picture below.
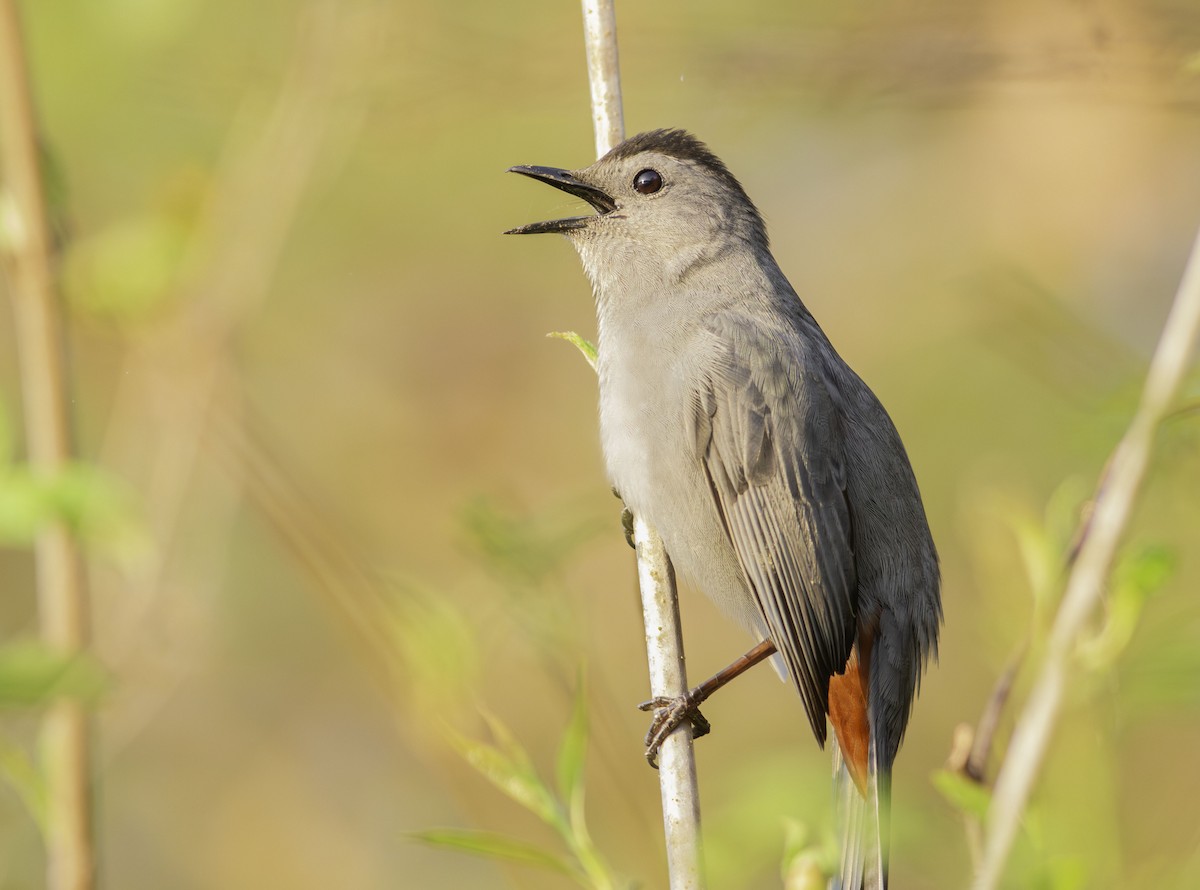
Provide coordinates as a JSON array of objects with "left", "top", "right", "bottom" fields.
[
  {"left": 580, "top": 0, "right": 624, "bottom": 159},
  {"left": 973, "top": 225, "right": 1200, "bottom": 890},
  {"left": 966, "top": 645, "right": 1025, "bottom": 784},
  {"left": 634, "top": 517, "right": 705, "bottom": 890},
  {"left": 0, "top": 2, "right": 93, "bottom": 889},
  {"left": 579, "top": 3, "right": 705, "bottom": 888},
  {"left": 944, "top": 645, "right": 1024, "bottom": 872}
]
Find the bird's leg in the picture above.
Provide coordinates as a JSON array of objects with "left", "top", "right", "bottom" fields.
[{"left": 638, "top": 637, "right": 778, "bottom": 768}]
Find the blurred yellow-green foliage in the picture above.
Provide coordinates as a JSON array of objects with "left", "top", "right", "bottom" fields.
[{"left": 2, "top": 1, "right": 1200, "bottom": 888}]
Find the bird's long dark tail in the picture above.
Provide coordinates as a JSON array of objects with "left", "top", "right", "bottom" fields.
[{"left": 830, "top": 733, "right": 890, "bottom": 890}]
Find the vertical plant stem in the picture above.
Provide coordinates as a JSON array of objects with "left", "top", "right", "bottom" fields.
[
  {"left": 0, "top": 2, "right": 94, "bottom": 889},
  {"left": 973, "top": 225, "right": 1200, "bottom": 890},
  {"left": 580, "top": 0, "right": 624, "bottom": 158},
  {"left": 634, "top": 519, "right": 705, "bottom": 890},
  {"left": 580, "top": 2, "right": 705, "bottom": 887}
]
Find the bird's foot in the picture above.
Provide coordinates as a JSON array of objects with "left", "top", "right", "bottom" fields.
[
  {"left": 612, "top": 487, "right": 635, "bottom": 549},
  {"left": 637, "top": 692, "right": 711, "bottom": 769}
]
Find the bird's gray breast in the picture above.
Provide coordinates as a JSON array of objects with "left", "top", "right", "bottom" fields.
[{"left": 596, "top": 322, "right": 764, "bottom": 635}]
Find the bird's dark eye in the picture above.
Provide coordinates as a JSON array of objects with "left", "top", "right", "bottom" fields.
[{"left": 633, "top": 168, "right": 663, "bottom": 195}]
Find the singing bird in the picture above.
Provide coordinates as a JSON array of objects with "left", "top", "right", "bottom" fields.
[{"left": 507, "top": 129, "right": 942, "bottom": 888}]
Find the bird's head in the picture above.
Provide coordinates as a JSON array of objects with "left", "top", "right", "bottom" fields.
[{"left": 507, "top": 129, "right": 768, "bottom": 285}]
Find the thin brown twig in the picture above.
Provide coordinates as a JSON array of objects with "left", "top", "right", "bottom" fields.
[
  {"left": 945, "top": 642, "right": 1025, "bottom": 872},
  {"left": 1163, "top": 398, "right": 1200, "bottom": 422},
  {"left": 965, "top": 644, "right": 1026, "bottom": 784},
  {"left": 0, "top": 2, "right": 93, "bottom": 888}
]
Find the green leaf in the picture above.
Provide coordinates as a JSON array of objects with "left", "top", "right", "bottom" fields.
[
  {"left": 62, "top": 214, "right": 188, "bottom": 323},
  {"left": 1009, "top": 510, "right": 1059, "bottom": 613},
  {"left": 556, "top": 672, "right": 588, "bottom": 809},
  {"left": 0, "top": 398, "right": 12, "bottom": 466},
  {"left": 1116, "top": 544, "right": 1175, "bottom": 596},
  {"left": 931, "top": 768, "right": 992, "bottom": 820},
  {"left": 0, "top": 735, "right": 46, "bottom": 830},
  {"left": 780, "top": 819, "right": 833, "bottom": 890},
  {"left": 460, "top": 497, "right": 598, "bottom": 585},
  {"left": 460, "top": 497, "right": 554, "bottom": 582},
  {"left": 412, "top": 828, "right": 580, "bottom": 878},
  {"left": 445, "top": 718, "right": 562, "bottom": 828},
  {"left": 0, "top": 641, "right": 109, "bottom": 708},
  {"left": 387, "top": 584, "right": 479, "bottom": 707},
  {"left": 478, "top": 709, "right": 536, "bottom": 774},
  {"left": 547, "top": 331, "right": 598, "bottom": 372},
  {"left": 0, "top": 463, "right": 145, "bottom": 558},
  {"left": 44, "top": 463, "right": 137, "bottom": 540},
  {"left": 0, "top": 468, "right": 54, "bottom": 543},
  {"left": 554, "top": 680, "right": 617, "bottom": 890},
  {"left": 1040, "top": 856, "right": 1087, "bottom": 890},
  {"left": 1077, "top": 544, "right": 1176, "bottom": 670},
  {"left": 439, "top": 709, "right": 624, "bottom": 890}
]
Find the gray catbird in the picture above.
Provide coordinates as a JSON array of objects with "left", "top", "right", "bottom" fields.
[{"left": 507, "top": 129, "right": 941, "bottom": 889}]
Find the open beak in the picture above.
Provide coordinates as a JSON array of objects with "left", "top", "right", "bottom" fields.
[{"left": 505, "top": 165, "right": 616, "bottom": 235}]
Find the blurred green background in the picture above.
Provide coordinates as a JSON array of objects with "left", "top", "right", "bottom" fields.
[{"left": 2, "top": 0, "right": 1200, "bottom": 887}]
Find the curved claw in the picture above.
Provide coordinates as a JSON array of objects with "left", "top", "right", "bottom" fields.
[
  {"left": 621, "top": 506, "right": 635, "bottom": 549},
  {"left": 611, "top": 488, "right": 636, "bottom": 550},
  {"left": 637, "top": 693, "right": 712, "bottom": 768}
]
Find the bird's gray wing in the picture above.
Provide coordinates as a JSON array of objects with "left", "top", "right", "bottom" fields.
[{"left": 692, "top": 315, "right": 857, "bottom": 742}]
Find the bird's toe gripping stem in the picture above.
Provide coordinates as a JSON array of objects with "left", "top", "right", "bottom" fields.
[{"left": 637, "top": 689, "right": 712, "bottom": 769}]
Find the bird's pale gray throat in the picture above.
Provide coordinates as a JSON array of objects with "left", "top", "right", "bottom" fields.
[{"left": 504, "top": 165, "right": 616, "bottom": 235}]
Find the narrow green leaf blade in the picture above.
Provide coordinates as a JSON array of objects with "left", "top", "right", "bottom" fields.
[
  {"left": 0, "top": 462, "right": 145, "bottom": 561},
  {"left": 1078, "top": 544, "right": 1176, "bottom": 669},
  {"left": 412, "top": 828, "right": 580, "bottom": 878},
  {"left": 0, "top": 641, "right": 109, "bottom": 708},
  {"left": 556, "top": 673, "right": 588, "bottom": 806},
  {"left": 444, "top": 722, "right": 561, "bottom": 827},
  {"left": 0, "top": 468, "right": 54, "bottom": 544},
  {"left": 547, "top": 331, "right": 598, "bottom": 372},
  {"left": 931, "top": 768, "right": 992, "bottom": 820},
  {"left": 0, "top": 735, "right": 46, "bottom": 830}
]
